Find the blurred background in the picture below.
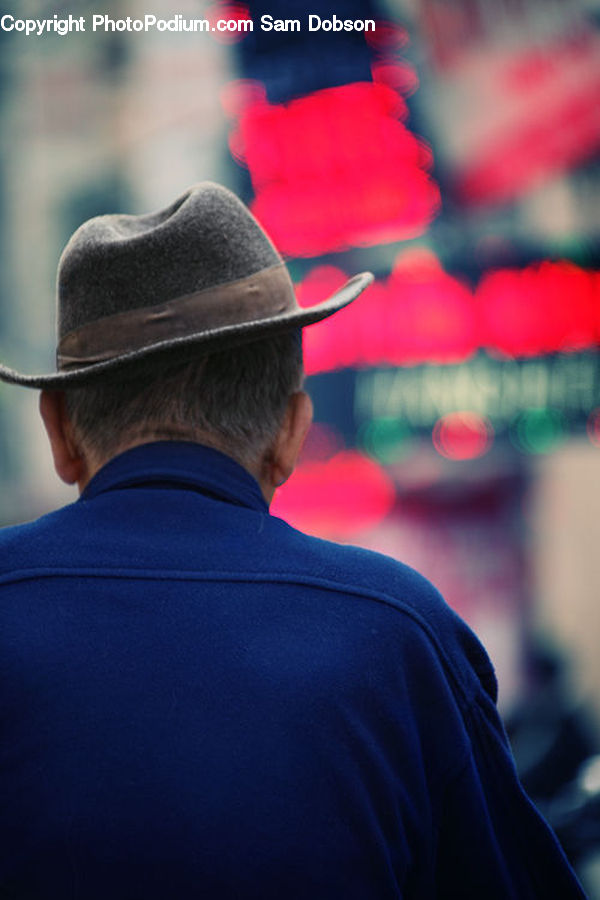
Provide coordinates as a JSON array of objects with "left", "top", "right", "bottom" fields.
[{"left": 1, "top": 0, "right": 600, "bottom": 889}]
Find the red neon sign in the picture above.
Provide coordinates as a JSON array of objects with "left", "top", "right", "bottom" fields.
[
  {"left": 228, "top": 82, "right": 440, "bottom": 256},
  {"left": 299, "top": 257, "right": 600, "bottom": 375},
  {"left": 382, "top": 250, "right": 476, "bottom": 364},
  {"left": 478, "top": 262, "right": 598, "bottom": 357}
]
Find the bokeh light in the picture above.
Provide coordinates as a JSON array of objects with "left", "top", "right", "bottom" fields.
[
  {"left": 359, "top": 417, "right": 414, "bottom": 464},
  {"left": 510, "top": 408, "right": 566, "bottom": 455},
  {"left": 271, "top": 450, "right": 396, "bottom": 538},
  {"left": 206, "top": 3, "right": 252, "bottom": 44},
  {"left": 229, "top": 81, "right": 440, "bottom": 255},
  {"left": 300, "top": 259, "right": 600, "bottom": 375},
  {"left": 478, "top": 262, "right": 598, "bottom": 358},
  {"left": 432, "top": 412, "right": 494, "bottom": 460}
]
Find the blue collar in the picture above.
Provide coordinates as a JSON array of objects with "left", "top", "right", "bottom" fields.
[{"left": 80, "top": 441, "right": 269, "bottom": 513}]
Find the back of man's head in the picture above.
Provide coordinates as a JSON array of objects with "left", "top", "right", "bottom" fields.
[{"left": 62, "top": 330, "right": 304, "bottom": 474}]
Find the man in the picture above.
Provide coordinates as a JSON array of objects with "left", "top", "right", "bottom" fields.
[{"left": 0, "top": 183, "right": 585, "bottom": 898}]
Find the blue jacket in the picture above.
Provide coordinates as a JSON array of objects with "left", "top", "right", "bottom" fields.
[{"left": 0, "top": 442, "right": 585, "bottom": 898}]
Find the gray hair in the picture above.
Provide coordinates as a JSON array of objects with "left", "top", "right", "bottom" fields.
[{"left": 63, "top": 331, "right": 304, "bottom": 468}]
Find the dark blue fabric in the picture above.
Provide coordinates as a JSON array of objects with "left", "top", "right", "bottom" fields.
[{"left": 0, "top": 442, "right": 585, "bottom": 898}]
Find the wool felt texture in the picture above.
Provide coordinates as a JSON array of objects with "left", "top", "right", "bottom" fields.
[
  {"left": 0, "top": 183, "right": 373, "bottom": 388},
  {"left": 0, "top": 442, "right": 585, "bottom": 899}
]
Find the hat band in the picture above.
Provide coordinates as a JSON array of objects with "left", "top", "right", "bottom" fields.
[{"left": 57, "top": 263, "right": 295, "bottom": 371}]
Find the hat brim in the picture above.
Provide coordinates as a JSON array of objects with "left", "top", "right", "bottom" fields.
[{"left": 0, "top": 272, "right": 373, "bottom": 389}]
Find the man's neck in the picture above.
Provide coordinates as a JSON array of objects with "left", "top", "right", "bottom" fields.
[{"left": 77, "top": 435, "right": 273, "bottom": 504}]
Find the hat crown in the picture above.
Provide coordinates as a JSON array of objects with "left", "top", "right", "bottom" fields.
[{"left": 57, "top": 182, "right": 281, "bottom": 339}]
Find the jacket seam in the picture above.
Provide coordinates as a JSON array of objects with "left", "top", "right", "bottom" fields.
[{"left": 0, "top": 565, "right": 477, "bottom": 706}]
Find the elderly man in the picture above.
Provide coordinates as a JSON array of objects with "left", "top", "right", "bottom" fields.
[{"left": 0, "top": 184, "right": 585, "bottom": 898}]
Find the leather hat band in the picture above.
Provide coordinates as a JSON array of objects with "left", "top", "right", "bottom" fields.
[{"left": 57, "top": 263, "right": 295, "bottom": 370}]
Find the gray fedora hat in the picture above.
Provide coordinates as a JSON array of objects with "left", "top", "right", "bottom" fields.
[{"left": 0, "top": 182, "right": 373, "bottom": 389}]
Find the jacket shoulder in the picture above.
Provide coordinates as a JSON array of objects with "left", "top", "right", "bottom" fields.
[
  {"left": 0, "top": 503, "right": 80, "bottom": 575},
  {"left": 266, "top": 517, "right": 498, "bottom": 705}
]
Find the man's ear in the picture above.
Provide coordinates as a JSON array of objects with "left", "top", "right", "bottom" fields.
[
  {"left": 263, "top": 391, "right": 313, "bottom": 500},
  {"left": 39, "top": 390, "right": 85, "bottom": 486}
]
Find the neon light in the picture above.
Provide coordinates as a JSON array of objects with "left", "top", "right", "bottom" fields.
[
  {"left": 229, "top": 82, "right": 440, "bottom": 256},
  {"left": 270, "top": 451, "right": 395, "bottom": 538},
  {"left": 299, "top": 258, "right": 600, "bottom": 375},
  {"left": 371, "top": 61, "right": 418, "bottom": 95},
  {"left": 432, "top": 412, "right": 493, "bottom": 461},
  {"left": 359, "top": 417, "right": 414, "bottom": 464},
  {"left": 509, "top": 408, "right": 565, "bottom": 455},
  {"left": 383, "top": 250, "right": 476, "bottom": 365},
  {"left": 206, "top": 2, "right": 251, "bottom": 43},
  {"left": 478, "top": 262, "right": 597, "bottom": 358}
]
